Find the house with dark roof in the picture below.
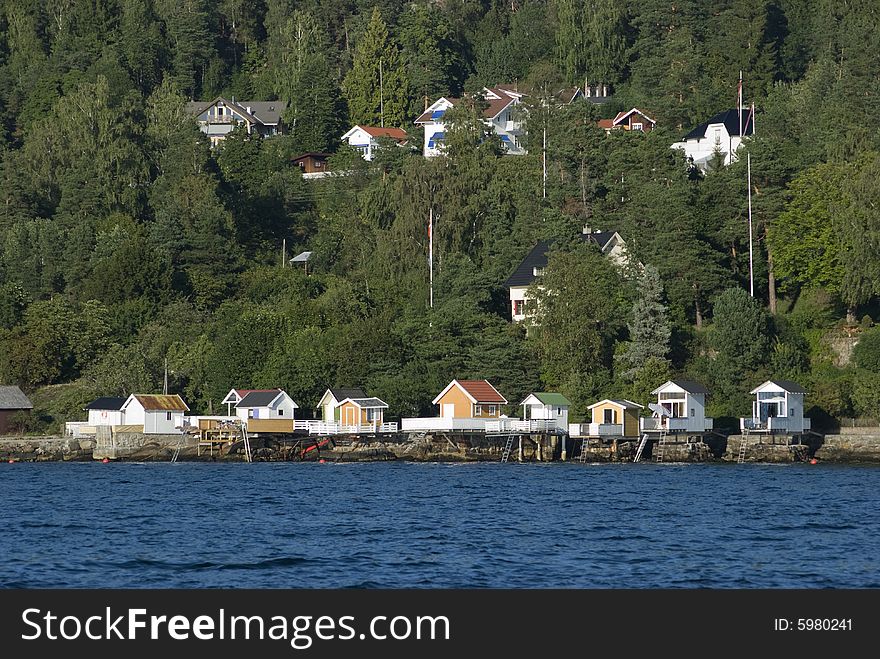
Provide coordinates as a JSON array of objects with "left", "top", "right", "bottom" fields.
[
  {"left": 641, "top": 380, "right": 713, "bottom": 434},
  {"left": 504, "top": 229, "right": 629, "bottom": 322},
  {"left": 741, "top": 380, "right": 810, "bottom": 434},
  {"left": 121, "top": 394, "right": 190, "bottom": 434},
  {"left": 317, "top": 388, "right": 368, "bottom": 423},
  {"left": 292, "top": 152, "right": 331, "bottom": 179},
  {"left": 186, "top": 97, "right": 287, "bottom": 147},
  {"left": 414, "top": 86, "right": 526, "bottom": 157},
  {"left": 84, "top": 397, "right": 127, "bottom": 426},
  {"left": 235, "top": 389, "right": 298, "bottom": 423},
  {"left": 0, "top": 385, "right": 33, "bottom": 434},
  {"left": 598, "top": 108, "right": 656, "bottom": 134},
  {"left": 671, "top": 107, "right": 755, "bottom": 170},
  {"left": 340, "top": 125, "right": 409, "bottom": 161},
  {"left": 222, "top": 388, "right": 281, "bottom": 416}
]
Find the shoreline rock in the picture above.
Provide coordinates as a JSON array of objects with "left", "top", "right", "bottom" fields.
[{"left": 2, "top": 432, "right": 879, "bottom": 464}]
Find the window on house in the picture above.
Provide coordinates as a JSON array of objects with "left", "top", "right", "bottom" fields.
[
  {"left": 366, "top": 409, "right": 379, "bottom": 422},
  {"left": 604, "top": 409, "right": 615, "bottom": 424},
  {"left": 487, "top": 405, "right": 497, "bottom": 416},
  {"left": 166, "top": 412, "right": 172, "bottom": 421},
  {"left": 474, "top": 405, "right": 482, "bottom": 416},
  {"left": 633, "top": 122, "right": 643, "bottom": 131},
  {"left": 513, "top": 300, "right": 524, "bottom": 316},
  {"left": 557, "top": 407, "right": 562, "bottom": 415},
  {"left": 789, "top": 408, "right": 794, "bottom": 417},
  {"left": 278, "top": 409, "right": 284, "bottom": 416},
  {"left": 690, "top": 408, "right": 695, "bottom": 417},
  {"left": 533, "top": 267, "right": 545, "bottom": 276},
  {"left": 248, "top": 409, "right": 254, "bottom": 418}
]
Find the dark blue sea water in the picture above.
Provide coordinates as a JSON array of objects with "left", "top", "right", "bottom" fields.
[{"left": 1, "top": 462, "right": 878, "bottom": 588}]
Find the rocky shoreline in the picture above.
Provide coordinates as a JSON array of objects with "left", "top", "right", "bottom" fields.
[{"left": 2, "top": 430, "right": 880, "bottom": 464}]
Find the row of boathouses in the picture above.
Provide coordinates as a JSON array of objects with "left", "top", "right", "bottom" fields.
[{"left": 65, "top": 378, "right": 812, "bottom": 443}]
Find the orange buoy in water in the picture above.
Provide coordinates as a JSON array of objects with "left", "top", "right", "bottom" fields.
[
  {"left": 810, "top": 458, "right": 818, "bottom": 465},
  {"left": 319, "top": 459, "right": 326, "bottom": 464},
  {"left": 102, "top": 457, "right": 110, "bottom": 464},
  {"left": 7, "top": 459, "right": 13, "bottom": 464}
]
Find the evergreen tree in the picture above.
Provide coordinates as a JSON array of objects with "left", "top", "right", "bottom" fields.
[
  {"left": 343, "top": 7, "right": 409, "bottom": 127},
  {"left": 618, "top": 265, "right": 671, "bottom": 379},
  {"left": 272, "top": 11, "right": 341, "bottom": 153}
]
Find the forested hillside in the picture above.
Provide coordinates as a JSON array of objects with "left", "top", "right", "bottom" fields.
[{"left": 1, "top": 0, "right": 879, "bottom": 431}]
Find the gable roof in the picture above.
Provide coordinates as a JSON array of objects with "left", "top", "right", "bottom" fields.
[
  {"left": 339, "top": 397, "right": 389, "bottom": 409},
  {"left": 522, "top": 392, "right": 572, "bottom": 407},
  {"left": 414, "top": 86, "right": 521, "bottom": 124},
  {"left": 613, "top": 108, "right": 656, "bottom": 126},
  {"left": 0, "top": 385, "right": 32, "bottom": 410},
  {"left": 342, "top": 125, "right": 408, "bottom": 143},
  {"left": 236, "top": 389, "right": 291, "bottom": 408},
  {"left": 504, "top": 231, "right": 623, "bottom": 288},
  {"left": 587, "top": 399, "right": 644, "bottom": 410},
  {"left": 186, "top": 97, "right": 287, "bottom": 126},
  {"left": 84, "top": 397, "right": 127, "bottom": 411},
  {"left": 318, "top": 388, "right": 369, "bottom": 408},
  {"left": 222, "top": 388, "right": 277, "bottom": 404},
  {"left": 127, "top": 394, "right": 189, "bottom": 412},
  {"left": 683, "top": 108, "right": 754, "bottom": 140},
  {"left": 750, "top": 380, "right": 807, "bottom": 395},
  {"left": 652, "top": 380, "right": 710, "bottom": 395},
  {"left": 433, "top": 379, "right": 507, "bottom": 405}
]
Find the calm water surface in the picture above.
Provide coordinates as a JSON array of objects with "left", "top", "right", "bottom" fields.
[{"left": 1, "top": 462, "right": 878, "bottom": 588}]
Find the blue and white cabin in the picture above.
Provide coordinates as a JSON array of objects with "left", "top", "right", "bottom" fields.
[
  {"left": 741, "top": 380, "right": 810, "bottom": 434},
  {"left": 641, "top": 380, "right": 713, "bottom": 433}
]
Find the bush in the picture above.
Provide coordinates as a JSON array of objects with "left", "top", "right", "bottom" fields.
[{"left": 852, "top": 327, "right": 880, "bottom": 371}]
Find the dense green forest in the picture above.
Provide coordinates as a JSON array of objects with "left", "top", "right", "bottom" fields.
[{"left": 1, "top": 0, "right": 879, "bottom": 432}]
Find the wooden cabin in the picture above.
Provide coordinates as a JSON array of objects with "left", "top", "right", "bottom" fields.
[
  {"left": 741, "top": 380, "right": 810, "bottom": 434},
  {"left": 432, "top": 380, "right": 507, "bottom": 419},
  {"left": 585, "top": 399, "right": 643, "bottom": 438},
  {"left": 0, "top": 385, "right": 32, "bottom": 434},
  {"left": 336, "top": 397, "right": 389, "bottom": 427}
]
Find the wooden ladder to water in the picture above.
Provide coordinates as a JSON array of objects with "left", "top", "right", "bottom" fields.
[{"left": 654, "top": 430, "right": 668, "bottom": 463}]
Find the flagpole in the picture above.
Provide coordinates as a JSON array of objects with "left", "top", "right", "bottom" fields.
[
  {"left": 747, "top": 152, "right": 754, "bottom": 298},
  {"left": 429, "top": 207, "right": 433, "bottom": 309}
]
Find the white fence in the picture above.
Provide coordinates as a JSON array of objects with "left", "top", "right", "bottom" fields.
[
  {"left": 401, "top": 417, "right": 489, "bottom": 432},
  {"left": 64, "top": 422, "right": 95, "bottom": 438},
  {"left": 484, "top": 419, "right": 559, "bottom": 433},
  {"left": 305, "top": 421, "right": 398, "bottom": 435},
  {"left": 741, "top": 417, "right": 811, "bottom": 433},
  {"left": 640, "top": 417, "right": 714, "bottom": 432}
]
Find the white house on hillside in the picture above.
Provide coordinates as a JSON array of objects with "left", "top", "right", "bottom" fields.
[
  {"left": 641, "top": 381, "right": 713, "bottom": 434},
  {"left": 121, "top": 394, "right": 189, "bottom": 434},
  {"left": 340, "top": 125, "right": 409, "bottom": 161},
  {"left": 741, "top": 380, "right": 810, "bottom": 434},
  {"left": 671, "top": 108, "right": 754, "bottom": 170},
  {"left": 414, "top": 86, "right": 525, "bottom": 157}
]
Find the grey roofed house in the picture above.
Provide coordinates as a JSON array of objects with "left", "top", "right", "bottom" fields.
[
  {"left": 667, "top": 380, "right": 710, "bottom": 395},
  {"left": 236, "top": 389, "right": 284, "bottom": 408},
  {"left": 83, "top": 396, "right": 127, "bottom": 411},
  {"left": 342, "top": 397, "right": 389, "bottom": 409},
  {"left": 329, "top": 387, "right": 367, "bottom": 402},
  {"left": 0, "top": 386, "right": 33, "bottom": 410},
  {"left": 682, "top": 108, "right": 754, "bottom": 140},
  {"left": 754, "top": 379, "right": 807, "bottom": 394},
  {"left": 504, "top": 231, "right": 622, "bottom": 288}
]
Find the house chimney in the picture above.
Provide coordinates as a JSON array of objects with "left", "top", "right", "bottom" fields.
[{"left": 246, "top": 106, "right": 252, "bottom": 114}]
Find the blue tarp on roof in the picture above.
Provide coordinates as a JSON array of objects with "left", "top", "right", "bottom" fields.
[
  {"left": 500, "top": 134, "right": 511, "bottom": 142},
  {"left": 431, "top": 109, "right": 446, "bottom": 120}
]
